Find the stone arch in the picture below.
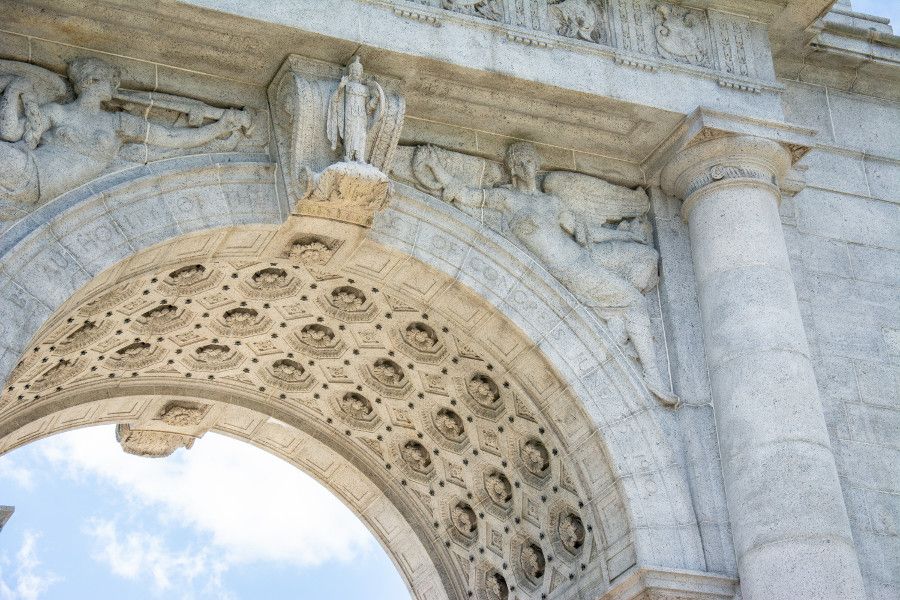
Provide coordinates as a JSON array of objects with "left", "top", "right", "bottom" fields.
[{"left": 0, "top": 159, "right": 704, "bottom": 599}]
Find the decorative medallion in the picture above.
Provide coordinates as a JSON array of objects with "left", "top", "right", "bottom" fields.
[
  {"left": 459, "top": 372, "right": 505, "bottom": 419},
  {"left": 240, "top": 267, "right": 301, "bottom": 299},
  {"left": 290, "top": 323, "right": 347, "bottom": 358},
  {"left": 159, "top": 264, "right": 222, "bottom": 295}
]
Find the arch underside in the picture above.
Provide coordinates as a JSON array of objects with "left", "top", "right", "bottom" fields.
[
  {"left": 0, "top": 157, "right": 705, "bottom": 599},
  {"left": 1, "top": 228, "right": 620, "bottom": 600}
]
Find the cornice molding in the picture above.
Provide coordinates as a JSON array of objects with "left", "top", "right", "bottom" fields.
[{"left": 601, "top": 567, "right": 737, "bottom": 600}]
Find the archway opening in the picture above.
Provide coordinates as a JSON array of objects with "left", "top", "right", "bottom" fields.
[
  {"left": 0, "top": 425, "right": 410, "bottom": 599},
  {"left": 0, "top": 226, "right": 630, "bottom": 600}
]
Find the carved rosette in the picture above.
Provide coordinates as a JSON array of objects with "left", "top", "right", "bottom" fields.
[
  {"left": 105, "top": 341, "right": 166, "bottom": 371},
  {"left": 512, "top": 536, "right": 547, "bottom": 592},
  {"left": 446, "top": 498, "right": 479, "bottom": 546},
  {"left": 549, "top": 502, "right": 588, "bottom": 559},
  {"left": 239, "top": 267, "right": 302, "bottom": 299},
  {"left": 457, "top": 372, "right": 506, "bottom": 420},
  {"left": 30, "top": 358, "right": 86, "bottom": 392},
  {"left": 362, "top": 358, "right": 412, "bottom": 398},
  {"left": 158, "top": 264, "right": 222, "bottom": 296},
  {"left": 391, "top": 321, "right": 448, "bottom": 364},
  {"left": 330, "top": 391, "right": 381, "bottom": 430},
  {"left": 392, "top": 438, "right": 435, "bottom": 482},
  {"left": 422, "top": 405, "right": 470, "bottom": 452},
  {"left": 132, "top": 304, "right": 192, "bottom": 335},
  {"left": 209, "top": 307, "right": 272, "bottom": 337},
  {"left": 260, "top": 358, "right": 316, "bottom": 392},
  {"left": 288, "top": 323, "right": 347, "bottom": 358},
  {"left": 318, "top": 285, "right": 378, "bottom": 322},
  {"left": 479, "top": 468, "right": 514, "bottom": 518},
  {"left": 287, "top": 234, "right": 343, "bottom": 266},
  {"left": 476, "top": 566, "right": 510, "bottom": 600},
  {"left": 54, "top": 319, "right": 113, "bottom": 354},
  {"left": 183, "top": 343, "right": 244, "bottom": 372}
]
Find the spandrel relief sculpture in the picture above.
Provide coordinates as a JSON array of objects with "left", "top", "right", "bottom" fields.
[
  {"left": 0, "top": 57, "right": 258, "bottom": 221},
  {"left": 402, "top": 142, "right": 678, "bottom": 406}
]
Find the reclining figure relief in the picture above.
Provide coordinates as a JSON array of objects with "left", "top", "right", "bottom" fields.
[
  {"left": 401, "top": 142, "right": 678, "bottom": 406},
  {"left": 0, "top": 57, "right": 258, "bottom": 221}
]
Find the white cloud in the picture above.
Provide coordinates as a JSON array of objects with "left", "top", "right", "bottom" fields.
[
  {"left": 40, "top": 426, "right": 375, "bottom": 568},
  {"left": 0, "top": 457, "right": 34, "bottom": 491},
  {"left": 0, "top": 531, "right": 59, "bottom": 600},
  {"left": 84, "top": 518, "right": 230, "bottom": 599}
]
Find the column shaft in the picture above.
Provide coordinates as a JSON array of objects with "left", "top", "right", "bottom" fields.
[{"left": 663, "top": 136, "right": 866, "bottom": 600}]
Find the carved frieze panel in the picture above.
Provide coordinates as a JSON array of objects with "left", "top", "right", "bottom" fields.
[
  {"left": 652, "top": 3, "right": 711, "bottom": 67},
  {"left": 549, "top": 0, "right": 610, "bottom": 44},
  {"left": 386, "top": 0, "right": 765, "bottom": 87}
]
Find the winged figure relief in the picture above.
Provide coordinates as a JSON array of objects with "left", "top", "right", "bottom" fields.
[
  {"left": 397, "top": 143, "right": 678, "bottom": 406},
  {"left": 0, "top": 57, "right": 256, "bottom": 221},
  {"left": 326, "top": 56, "right": 387, "bottom": 164}
]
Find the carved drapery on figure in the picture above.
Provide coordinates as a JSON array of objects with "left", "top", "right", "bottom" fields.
[
  {"left": 394, "top": 142, "right": 678, "bottom": 406},
  {"left": 0, "top": 57, "right": 260, "bottom": 221},
  {"left": 271, "top": 55, "right": 405, "bottom": 227}
]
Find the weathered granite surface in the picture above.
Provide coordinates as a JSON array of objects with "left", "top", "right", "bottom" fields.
[{"left": 0, "top": 1, "right": 896, "bottom": 599}]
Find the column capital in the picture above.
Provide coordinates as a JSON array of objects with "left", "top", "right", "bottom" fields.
[{"left": 660, "top": 134, "right": 792, "bottom": 218}]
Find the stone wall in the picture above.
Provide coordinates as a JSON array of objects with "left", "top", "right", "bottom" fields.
[{"left": 780, "top": 79, "right": 900, "bottom": 600}]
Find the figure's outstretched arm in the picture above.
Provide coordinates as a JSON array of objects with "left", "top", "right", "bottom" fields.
[
  {"left": 418, "top": 146, "right": 482, "bottom": 207},
  {"left": 119, "top": 109, "right": 248, "bottom": 148}
]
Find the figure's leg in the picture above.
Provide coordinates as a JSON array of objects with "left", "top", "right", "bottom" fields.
[{"left": 624, "top": 297, "right": 679, "bottom": 407}]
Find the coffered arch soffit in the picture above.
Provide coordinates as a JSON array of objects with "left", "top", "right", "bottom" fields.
[{"left": 0, "top": 157, "right": 703, "bottom": 598}]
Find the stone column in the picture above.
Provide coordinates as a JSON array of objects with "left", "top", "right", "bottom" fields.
[{"left": 660, "top": 135, "right": 865, "bottom": 600}]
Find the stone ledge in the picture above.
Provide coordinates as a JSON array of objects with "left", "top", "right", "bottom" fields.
[{"left": 602, "top": 567, "right": 737, "bottom": 600}]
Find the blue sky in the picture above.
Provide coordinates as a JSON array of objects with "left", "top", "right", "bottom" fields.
[
  {"left": 0, "top": 427, "right": 411, "bottom": 600},
  {"left": 851, "top": 0, "right": 899, "bottom": 25}
]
